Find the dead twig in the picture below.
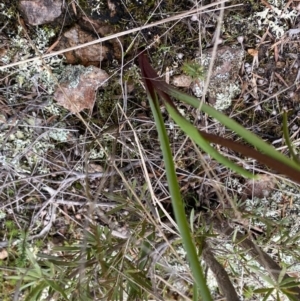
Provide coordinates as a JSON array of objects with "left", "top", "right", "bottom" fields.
[{"left": 202, "top": 241, "right": 241, "bottom": 301}]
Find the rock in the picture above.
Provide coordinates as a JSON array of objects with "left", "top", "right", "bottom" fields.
[
  {"left": 80, "top": 17, "right": 123, "bottom": 60},
  {"left": 172, "top": 74, "right": 193, "bottom": 88},
  {"left": 193, "top": 45, "right": 244, "bottom": 110},
  {"left": 54, "top": 65, "right": 109, "bottom": 113},
  {"left": 242, "top": 174, "right": 276, "bottom": 200},
  {"left": 18, "top": 0, "right": 63, "bottom": 25},
  {"left": 57, "top": 24, "right": 110, "bottom": 66},
  {"left": 0, "top": 249, "right": 8, "bottom": 260}
]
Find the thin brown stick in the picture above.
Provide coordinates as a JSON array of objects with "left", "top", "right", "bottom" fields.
[
  {"left": 0, "top": 1, "right": 240, "bottom": 71},
  {"left": 202, "top": 241, "right": 241, "bottom": 301}
]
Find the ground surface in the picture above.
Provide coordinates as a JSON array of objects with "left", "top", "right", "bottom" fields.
[{"left": 1, "top": 1, "right": 300, "bottom": 300}]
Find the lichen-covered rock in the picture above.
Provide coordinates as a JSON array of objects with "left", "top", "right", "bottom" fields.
[
  {"left": 192, "top": 45, "right": 244, "bottom": 110},
  {"left": 19, "top": 0, "right": 63, "bottom": 25},
  {"left": 54, "top": 65, "right": 109, "bottom": 113}
]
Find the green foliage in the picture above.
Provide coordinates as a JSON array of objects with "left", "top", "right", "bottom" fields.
[
  {"left": 16, "top": 231, "right": 29, "bottom": 268},
  {"left": 139, "top": 51, "right": 213, "bottom": 301},
  {"left": 182, "top": 61, "right": 205, "bottom": 81},
  {"left": 5, "top": 220, "right": 19, "bottom": 239},
  {"left": 3, "top": 221, "right": 158, "bottom": 300},
  {"left": 138, "top": 51, "right": 300, "bottom": 300},
  {"left": 8, "top": 244, "right": 82, "bottom": 300}
]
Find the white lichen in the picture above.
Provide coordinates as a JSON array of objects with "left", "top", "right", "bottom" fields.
[
  {"left": 44, "top": 101, "right": 63, "bottom": 116},
  {"left": 34, "top": 27, "right": 56, "bottom": 53},
  {"left": 0, "top": 210, "right": 6, "bottom": 220},
  {"left": 0, "top": 14, "right": 73, "bottom": 174},
  {"left": 214, "top": 83, "right": 240, "bottom": 111},
  {"left": 48, "top": 129, "right": 69, "bottom": 142},
  {"left": 89, "top": 147, "right": 107, "bottom": 159},
  {"left": 0, "top": 119, "right": 71, "bottom": 174},
  {"left": 2, "top": 24, "right": 65, "bottom": 97},
  {"left": 191, "top": 79, "right": 205, "bottom": 98},
  {"left": 253, "top": 3, "right": 297, "bottom": 38},
  {"left": 91, "top": 0, "right": 105, "bottom": 15}
]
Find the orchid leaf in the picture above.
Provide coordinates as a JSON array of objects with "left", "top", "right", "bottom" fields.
[
  {"left": 165, "top": 101, "right": 255, "bottom": 178},
  {"left": 162, "top": 87, "right": 300, "bottom": 173},
  {"left": 138, "top": 51, "right": 213, "bottom": 301},
  {"left": 138, "top": 52, "right": 300, "bottom": 184}
]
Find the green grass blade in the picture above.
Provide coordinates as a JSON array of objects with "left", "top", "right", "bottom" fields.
[
  {"left": 165, "top": 87, "right": 300, "bottom": 172},
  {"left": 138, "top": 51, "right": 300, "bottom": 182},
  {"left": 24, "top": 282, "right": 48, "bottom": 301},
  {"left": 44, "top": 279, "right": 69, "bottom": 300},
  {"left": 165, "top": 102, "right": 255, "bottom": 178},
  {"left": 145, "top": 90, "right": 212, "bottom": 300}
]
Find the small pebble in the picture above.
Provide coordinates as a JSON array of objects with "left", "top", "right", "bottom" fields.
[
  {"left": 257, "top": 79, "right": 265, "bottom": 85},
  {"left": 245, "top": 66, "right": 252, "bottom": 73}
]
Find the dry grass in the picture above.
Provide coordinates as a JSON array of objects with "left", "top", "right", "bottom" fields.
[{"left": 1, "top": 0, "right": 300, "bottom": 300}]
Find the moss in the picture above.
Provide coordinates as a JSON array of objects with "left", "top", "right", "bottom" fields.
[
  {"left": 77, "top": 0, "right": 92, "bottom": 15},
  {"left": 96, "top": 79, "right": 120, "bottom": 124},
  {"left": 0, "top": 1, "right": 19, "bottom": 31}
]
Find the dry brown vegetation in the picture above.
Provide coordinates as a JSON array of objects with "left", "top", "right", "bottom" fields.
[{"left": 1, "top": 0, "right": 300, "bottom": 300}]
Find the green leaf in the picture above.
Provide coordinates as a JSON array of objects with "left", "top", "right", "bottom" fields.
[
  {"left": 165, "top": 101, "right": 255, "bottom": 178},
  {"left": 24, "top": 281, "right": 48, "bottom": 301},
  {"left": 166, "top": 87, "right": 300, "bottom": 173},
  {"left": 279, "top": 278, "right": 300, "bottom": 289},
  {"left": 44, "top": 279, "right": 68, "bottom": 300},
  {"left": 282, "top": 290, "right": 300, "bottom": 301},
  {"left": 254, "top": 287, "right": 274, "bottom": 293},
  {"left": 139, "top": 51, "right": 213, "bottom": 301},
  {"left": 262, "top": 288, "right": 275, "bottom": 301}
]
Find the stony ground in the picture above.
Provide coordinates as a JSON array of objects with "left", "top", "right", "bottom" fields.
[{"left": 1, "top": 0, "right": 300, "bottom": 300}]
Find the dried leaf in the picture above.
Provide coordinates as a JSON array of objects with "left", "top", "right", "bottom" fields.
[{"left": 248, "top": 48, "right": 258, "bottom": 57}]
